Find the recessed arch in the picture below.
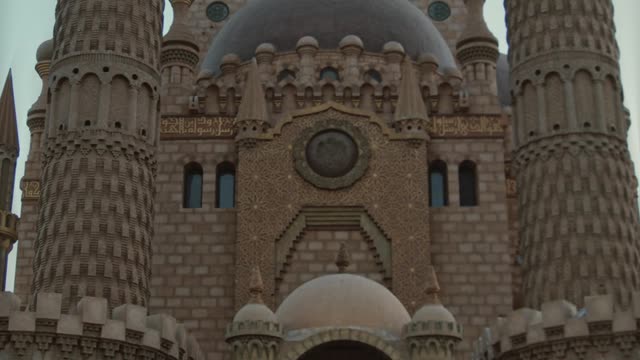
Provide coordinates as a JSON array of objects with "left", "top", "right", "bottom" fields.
[{"left": 184, "top": 162, "right": 203, "bottom": 209}]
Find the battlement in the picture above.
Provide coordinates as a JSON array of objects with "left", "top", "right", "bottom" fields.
[
  {"left": 0, "top": 292, "right": 203, "bottom": 360},
  {"left": 471, "top": 293, "right": 640, "bottom": 360}
]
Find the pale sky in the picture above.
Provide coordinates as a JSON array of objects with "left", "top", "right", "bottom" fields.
[{"left": 0, "top": 0, "right": 638, "bottom": 290}]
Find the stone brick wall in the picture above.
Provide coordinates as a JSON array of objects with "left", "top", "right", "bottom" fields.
[
  {"left": 428, "top": 138, "right": 513, "bottom": 358},
  {"left": 150, "top": 138, "right": 237, "bottom": 360},
  {"left": 275, "top": 230, "right": 386, "bottom": 305}
]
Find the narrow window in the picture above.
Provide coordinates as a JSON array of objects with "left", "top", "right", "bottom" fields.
[
  {"left": 320, "top": 67, "right": 340, "bottom": 81},
  {"left": 183, "top": 162, "right": 203, "bottom": 208},
  {"left": 429, "top": 160, "right": 448, "bottom": 208},
  {"left": 216, "top": 162, "right": 236, "bottom": 209},
  {"left": 459, "top": 160, "right": 478, "bottom": 207}
]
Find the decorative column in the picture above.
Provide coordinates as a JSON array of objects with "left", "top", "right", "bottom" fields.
[{"left": 32, "top": 0, "right": 164, "bottom": 311}]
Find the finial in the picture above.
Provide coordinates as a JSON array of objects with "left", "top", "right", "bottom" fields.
[
  {"left": 249, "top": 266, "right": 264, "bottom": 304},
  {"left": 394, "top": 58, "right": 429, "bottom": 123},
  {"left": 335, "top": 242, "right": 351, "bottom": 273},
  {"left": 425, "top": 265, "right": 441, "bottom": 304}
]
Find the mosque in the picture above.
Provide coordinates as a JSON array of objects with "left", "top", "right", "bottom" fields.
[{"left": 0, "top": 0, "right": 639, "bottom": 359}]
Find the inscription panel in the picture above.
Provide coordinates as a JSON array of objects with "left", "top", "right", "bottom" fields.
[{"left": 159, "top": 115, "right": 505, "bottom": 140}]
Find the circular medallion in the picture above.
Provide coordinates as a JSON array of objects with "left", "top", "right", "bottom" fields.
[
  {"left": 306, "top": 130, "right": 359, "bottom": 178},
  {"left": 207, "top": 2, "right": 230, "bottom": 22},
  {"left": 428, "top": 1, "right": 451, "bottom": 22},
  {"left": 294, "top": 120, "right": 370, "bottom": 190}
]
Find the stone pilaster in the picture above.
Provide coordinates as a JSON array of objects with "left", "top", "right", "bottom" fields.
[{"left": 32, "top": 0, "right": 164, "bottom": 311}]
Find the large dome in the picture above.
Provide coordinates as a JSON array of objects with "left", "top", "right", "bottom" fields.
[
  {"left": 275, "top": 274, "right": 411, "bottom": 337},
  {"left": 201, "top": 0, "right": 457, "bottom": 75}
]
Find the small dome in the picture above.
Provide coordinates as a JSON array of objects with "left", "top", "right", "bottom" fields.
[
  {"left": 296, "top": 36, "right": 319, "bottom": 49},
  {"left": 383, "top": 41, "right": 405, "bottom": 55},
  {"left": 339, "top": 35, "right": 364, "bottom": 49},
  {"left": 412, "top": 303, "right": 456, "bottom": 323},
  {"left": 202, "top": 0, "right": 457, "bottom": 75},
  {"left": 276, "top": 274, "right": 411, "bottom": 337},
  {"left": 418, "top": 53, "right": 439, "bottom": 66},
  {"left": 233, "top": 303, "right": 278, "bottom": 323},
  {"left": 221, "top": 53, "right": 241, "bottom": 66},
  {"left": 36, "top": 39, "right": 54, "bottom": 62},
  {"left": 256, "top": 43, "right": 276, "bottom": 54}
]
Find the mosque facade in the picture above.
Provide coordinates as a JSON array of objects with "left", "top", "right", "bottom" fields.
[{"left": 0, "top": 0, "right": 639, "bottom": 359}]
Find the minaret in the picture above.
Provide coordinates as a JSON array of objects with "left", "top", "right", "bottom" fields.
[
  {"left": 161, "top": 0, "right": 200, "bottom": 98},
  {"left": 456, "top": 0, "right": 500, "bottom": 114},
  {"left": 235, "top": 59, "right": 270, "bottom": 142},
  {"left": 0, "top": 71, "right": 20, "bottom": 291},
  {"left": 32, "top": 0, "right": 164, "bottom": 310},
  {"left": 14, "top": 39, "right": 53, "bottom": 301},
  {"left": 505, "top": 1, "right": 640, "bottom": 308}
]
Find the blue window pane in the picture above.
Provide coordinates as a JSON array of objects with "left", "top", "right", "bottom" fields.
[
  {"left": 218, "top": 173, "right": 235, "bottom": 208},
  {"left": 430, "top": 172, "right": 445, "bottom": 208},
  {"left": 185, "top": 173, "right": 203, "bottom": 208}
]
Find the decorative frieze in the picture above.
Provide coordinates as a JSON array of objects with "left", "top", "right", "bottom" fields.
[{"left": 159, "top": 114, "right": 505, "bottom": 140}]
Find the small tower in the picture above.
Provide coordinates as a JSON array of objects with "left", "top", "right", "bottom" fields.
[
  {"left": 456, "top": 0, "right": 500, "bottom": 114},
  {"left": 506, "top": 0, "right": 640, "bottom": 308},
  {"left": 405, "top": 266, "right": 463, "bottom": 360},
  {"left": 161, "top": 0, "right": 200, "bottom": 97},
  {"left": 393, "top": 58, "right": 430, "bottom": 142},
  {"left": 226, "top": 267, "right": 283, "bottom": 359},
  {"left": 13, "top": 39, "right": 53, "bottom": 301},
  {"left": 235, "top": 59, "right": 271, "bottom": 143},
  {"left": 0, "top": 71, "right": 20, "bottom": 291},
  {"left": 32, "top": 0, "right": 164, "bottom": 310}
]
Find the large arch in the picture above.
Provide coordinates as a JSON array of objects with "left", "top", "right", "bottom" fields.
[
  {"left": 279, "top": 328, "right": 402, "bottom": 360},
  {"left": 298, "top": 340, "right": 392, "bottom": 360}
]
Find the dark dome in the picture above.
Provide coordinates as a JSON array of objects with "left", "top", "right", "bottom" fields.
[{"left": 201, "top": 0, "right": 457, "bottom": 75}]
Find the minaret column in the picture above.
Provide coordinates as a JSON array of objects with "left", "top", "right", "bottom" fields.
[
  {"left": 506, "top": 0, "right": 640, "bottom": 308},
  {"left": 32, "top": 0, "right": 164, "bottom": 311}
]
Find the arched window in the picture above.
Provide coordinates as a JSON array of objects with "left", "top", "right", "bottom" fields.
[
  {"left": 216, "top": 162, "right": 236, "bottom": 209},
  {"left": 183, "top": 162, "right": 203, "bottom": 208},
  {"left": 429, "top": 160, "right": 448, "bottom": 208},
  {"left": 459, "top": 160, "right": 478, "bottom": 207},
  {"left": 277, "top": 69, "right": 296, "bottom": 83},
  {"left": 363, "top": 69, "right": 382, "bottom": 84},
  {"left": 320, "top": 67, "right": 340, "bottom": 81}
]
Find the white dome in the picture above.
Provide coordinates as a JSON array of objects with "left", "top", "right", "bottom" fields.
[{"left": 275, "top": 274, "right": 411, "bottom": 337}]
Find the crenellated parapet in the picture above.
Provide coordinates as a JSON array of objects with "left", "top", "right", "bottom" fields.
[
  {"left": 0, "top": 292, "right": 204, "bottom": 360},
  {"left": 471, "top": 293, "right": 640, "bottom": 360},
  {"left": 195, "top": 35, "right": 466, "bottom": 123}
]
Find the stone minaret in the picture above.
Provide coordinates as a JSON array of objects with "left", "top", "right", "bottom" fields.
[
  {"left": 506, "top": 0, "right": 640, "bottom": 308},
  {"left": 14, "top": 39, "right": 53, "bottom": 303},
  {"left": 0, "top": 71, "right": 20, "bottom": 291},
  {"left": 32, "top": 0, "right": 164, "bottom": 310}
]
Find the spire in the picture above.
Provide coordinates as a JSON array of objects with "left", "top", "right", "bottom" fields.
[
  {"left": 335, "top": 242, "right": 351, "bottom": 273},
  {"left": 0, "top": 70, "right": 19, "bottom": 152},
  {"left": 237, "top": 59, "right": 269, "bottom": 123},
  {"left": 248, "top": 266, "right": 265, "bottom": 304},
  {"left": 394, "top": 58, "right": 429, "bottom": 123},
  {"left": 425, "top": 265, "right": 441, "bottom": 304}
]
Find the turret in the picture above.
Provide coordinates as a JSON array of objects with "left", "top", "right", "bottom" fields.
[
  {"left": 235, "top": 59, "right": 271, "bottom": 143},
  {"left": 505, "top": 0, "right": 640, "bottom": 308},
  {"left": 32, "top": 0, "right": 164, "bottom": 310},
  {"left": 161, "top": 0, "right": 200, "bottom": 93},
  {"left": 456, "top": 0, "right": 500, "bottom": 114},
  {"left": 393, "top": 59, "right": 430, "bottom": 142},
  {"left": 226, "top": 267, "right": 283, "bottom": 359},
  {"left": 405, "top": 266, "right": 463, "bottom": 360},
  {"left": 0, "top": 71, "right": 20, "bottom": 291}
]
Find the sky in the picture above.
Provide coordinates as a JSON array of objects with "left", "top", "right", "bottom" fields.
[{"left": 0, "top": 0, "right": 639, "bottom": 291}]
